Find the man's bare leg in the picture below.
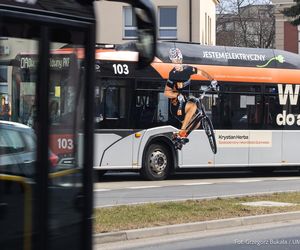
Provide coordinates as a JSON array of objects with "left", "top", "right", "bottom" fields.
[{"left": 178, "top": 102, "right": 197, "bottom": 137}]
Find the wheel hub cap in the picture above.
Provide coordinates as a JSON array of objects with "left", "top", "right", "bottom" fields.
[{"left": 149, "top": 150, "right": 167, "bottom": 174}]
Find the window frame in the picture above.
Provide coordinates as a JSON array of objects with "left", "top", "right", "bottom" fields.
[
  {"left": 158, "top": 6, "right": 177, "bottom": 40},
  {"left": 123, "top": 6, "right": 138, "bottom": 40}
]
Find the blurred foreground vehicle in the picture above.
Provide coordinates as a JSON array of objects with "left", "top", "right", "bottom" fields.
[
  {"left": 0, "top": 121, "right": 58, "bottom": 177},
  {"left": 0, "top": 0, "right": 156, "bottom": 249}
]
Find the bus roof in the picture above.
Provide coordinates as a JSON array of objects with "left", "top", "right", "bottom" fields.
[
  {"left": 17, "top": 42, "right": 300, "bottom": 70},
  {"left": 117, "top": 41, "right": 300, "bottom": 70},
  {"left": 14, "top": 42, "right": 300, "bottom": 84},
  {"left": 113, "top": 42, "right": 300, "bottom": 84}
]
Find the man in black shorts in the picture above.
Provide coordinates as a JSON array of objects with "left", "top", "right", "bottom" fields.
[{"left": 164, "top": 47, "right": 217, "bottom": 140}]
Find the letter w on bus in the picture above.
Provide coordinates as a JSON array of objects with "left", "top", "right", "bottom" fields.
[{"left": 278, "top": 84, "right": 300, "bottom": 105}]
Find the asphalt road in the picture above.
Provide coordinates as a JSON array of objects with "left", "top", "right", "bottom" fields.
[
  {"left": 94, "top": 170, "right": 300, "bottom": 207},
  {"left": 96, "top": 220, "right": 300, "bottom": 250}
]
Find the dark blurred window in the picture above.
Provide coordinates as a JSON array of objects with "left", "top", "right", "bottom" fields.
[{"left": 0, "top": 128, "right": 25, "bottom": 154}]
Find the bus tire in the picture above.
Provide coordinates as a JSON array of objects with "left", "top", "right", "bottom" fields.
[{"left": 141, "top": 143, "right": 170, "bottom": 181}]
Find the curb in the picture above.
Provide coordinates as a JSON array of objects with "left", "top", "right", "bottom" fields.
[{"left": 94, "top": 211, "right": 300, "bottom": 245}]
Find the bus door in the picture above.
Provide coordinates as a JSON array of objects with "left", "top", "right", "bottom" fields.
[
  {"left": 0, "top": 3, "right": 95, "bottom": 250},
  {"left": 94, "top": 78, "right": 135, "bottom": 169}
]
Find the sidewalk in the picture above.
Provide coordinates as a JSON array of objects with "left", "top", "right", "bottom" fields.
[{"left": 94, "top": 211, "right": 300, "bottom": 245}]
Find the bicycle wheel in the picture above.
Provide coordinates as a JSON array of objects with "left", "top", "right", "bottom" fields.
[{"left": 202, "top": 116, "right": 217, "bottom": 154}]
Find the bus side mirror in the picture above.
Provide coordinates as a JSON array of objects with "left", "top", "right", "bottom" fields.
[
  {"left": 107, "top": 0, "right": 157, "bottom": 68},
  {"left": 133, "top": 0, "right": 157, "bottom": 68}
]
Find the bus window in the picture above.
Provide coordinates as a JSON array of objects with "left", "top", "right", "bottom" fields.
[
  {"left": 214, "top": 83, "right": 264, "bottom": 130},
  {"left": 232, "top": 94, "right": 263, "bottom": 129},
  {"left": 13, "top": 51, "right": 80, "bottom": 164},
  {"left": 105, "top": 86, "right": 120, "bottom": 119},
  {"left": 1, "top": 34, "right": 39, "bottom": 250},
  {"left": 48, "top": 32, "right": 86, "bottom": 250},
  {"left": 135, "top": 90, "right": 158, "bottom": 128},
  {"left": 94, "top": 79, "right": 133, "bottom": 129},
  {"left": 135, "top": 80, "right": 169, "bottom": 128},
  {"left": 264, "top": 84, "right": 300, "bottom": 130},
  {"left": 3, "top": 26, "right": 88, "bottom": 250},
  {"left": 189, "top": 82, "right": 218, "bottom": 121},
  {"left": 48, "top": 52, "right": 80, "bottom": 128},
  {"left": 264, "top": 95, "right": 282, "bottom": 129},
  {"left": 0, "top": 66, "right": 8, "bottom": 115}
]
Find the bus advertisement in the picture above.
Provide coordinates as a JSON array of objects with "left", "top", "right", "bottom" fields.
[{"left": 11, "top": 42, "right": 300, "bottom": 180}]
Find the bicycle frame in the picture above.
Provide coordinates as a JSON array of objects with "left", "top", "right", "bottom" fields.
[{"left": 185, "top": 84, "right": 215, "bottom": 135}]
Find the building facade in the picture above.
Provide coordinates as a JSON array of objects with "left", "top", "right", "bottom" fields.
[
  {"left": 216, "top": 4, "right": 275, "bottom": 48},
  {"left": 272, "top": 0, "right": 299, "bottom": 54},
  {"left": 94, "top": 0, "right": 219, "bottom": 45}
]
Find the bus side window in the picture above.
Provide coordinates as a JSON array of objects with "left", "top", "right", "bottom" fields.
[
  {"left": 105, "top": 87, "right": 119, "bottom": 119},
  {"left": 135, "top": 93, "right": 155, "bottom": 127},
  {"left": 215, "top": 84, "right": 264, "bottom": 130},
  {"left": 134, "top": 80, "right": 170, "bottom": 128},
  {"left": 95, "top": 79, "right": 133, "bottom": 129}
]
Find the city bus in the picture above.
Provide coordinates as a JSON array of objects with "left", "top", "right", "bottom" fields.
[
  {"left": 0, "top": 0, "right": 156, "bottom": 249},
  {"left": 92, "top": 41, "right": 300, "bottom": 180},
  {"left": 12, "top": 42, "right": 300, "bottom": 181}
]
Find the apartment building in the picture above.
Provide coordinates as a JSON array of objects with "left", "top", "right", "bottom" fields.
[
  {"left": 94, "top": 0, "right": 219, "bottom": 45},
  {"left": 272, "top": 0, "right": 300, "bottom": 53}
]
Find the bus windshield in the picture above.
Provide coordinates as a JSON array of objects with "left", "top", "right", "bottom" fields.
[{"left": 11, "top": 48, "right": 84, "bottom": 165}]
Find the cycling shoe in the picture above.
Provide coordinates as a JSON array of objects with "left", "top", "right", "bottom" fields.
[{"left": 172, "top": 136, "right": 189, "bottom": 150}]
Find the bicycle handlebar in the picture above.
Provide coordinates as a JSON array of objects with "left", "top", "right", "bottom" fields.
[
  {"left": 199, "top": 82, "right": 218, "bottom": 100},
  {"left": 176, "top": 81, "right": 219, "bottom": 104}
]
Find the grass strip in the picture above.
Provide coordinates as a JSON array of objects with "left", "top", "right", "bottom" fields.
[{"left": 94, "top": 192, "right": 300, "bottom": 233}]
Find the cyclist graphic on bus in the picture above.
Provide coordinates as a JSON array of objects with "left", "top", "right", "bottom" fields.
[{"left": 164, "top": 47, "right": 218, "bottom": 151}]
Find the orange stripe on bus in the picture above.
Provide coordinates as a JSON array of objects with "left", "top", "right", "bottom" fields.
[{"left": 151, "top": 62, "right": 300, "bottom": 84}]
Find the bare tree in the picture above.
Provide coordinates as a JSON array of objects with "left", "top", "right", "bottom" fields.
[
  {"left": 283, "top": 0, "right": 300, "bottom": 26},
  {"left": 217, "top": 0, "right": 275, "bottom": 48}
]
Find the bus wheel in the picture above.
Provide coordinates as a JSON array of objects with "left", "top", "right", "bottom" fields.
[{"left": 141, "top": 143, "right": 170, "bottom": 181}]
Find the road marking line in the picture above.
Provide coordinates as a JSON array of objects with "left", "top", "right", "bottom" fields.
[
  {"left": 127, "top": 186, "right": 160, "bottom": 189},
  {"left": 236, "top": 180, "right": 262, "bottom": 183},
  {"left": 94, "top": 189, "right": 111, "bottom": 192},
  {"left": 274, "top": 177, "right": 300, "bottom": 181},
  {"left": 183, "top": 182, "right": 213, "bottom": 186},
  {"left": 94, "top": 177, "right": 300, "bottom": 192}
]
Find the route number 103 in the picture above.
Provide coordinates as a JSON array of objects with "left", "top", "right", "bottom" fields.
[
  {"left": 112, "top": 64, "right": 129, "bottom": 75},
  {"left": 57, "top": 138, "right": 74, "bottom": 150}
]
